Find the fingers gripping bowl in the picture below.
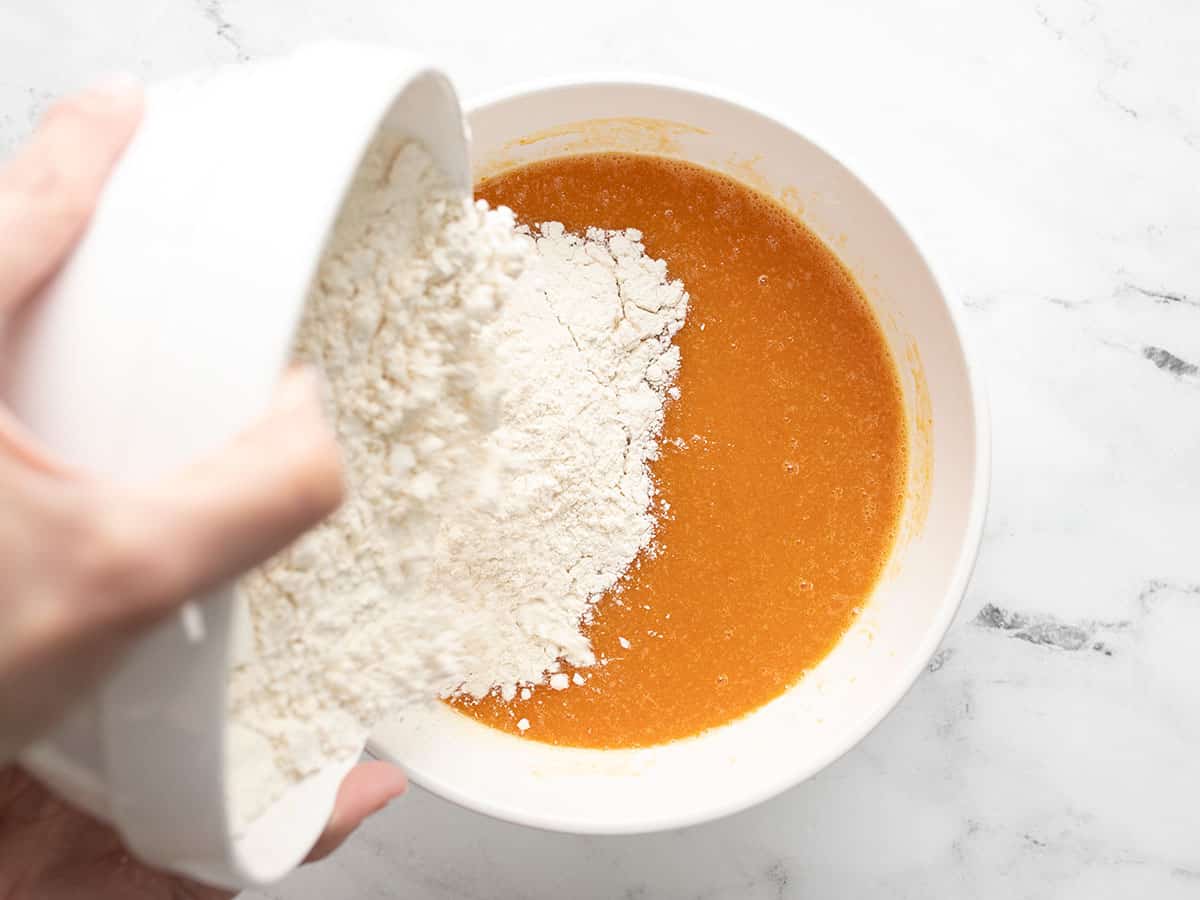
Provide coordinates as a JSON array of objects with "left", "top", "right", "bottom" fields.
[{"left": 368, "top": 80, "right": 989, "bottom": 833}]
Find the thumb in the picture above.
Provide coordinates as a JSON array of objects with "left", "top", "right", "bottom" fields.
[{"left": 306, "top": 762, "right": 408, "bottom": 862}]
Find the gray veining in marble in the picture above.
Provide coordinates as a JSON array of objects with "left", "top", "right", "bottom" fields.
[{"left": 1, "top": 0, "right": 1197, "bottom": 896}]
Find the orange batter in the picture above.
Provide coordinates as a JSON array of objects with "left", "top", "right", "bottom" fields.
[{"left": 450, "top": 153, "right": 906, "bottom": 748}]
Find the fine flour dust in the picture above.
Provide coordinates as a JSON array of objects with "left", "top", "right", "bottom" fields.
[{"left": 229, "top": 140, "right": 688, "bottom": 829}]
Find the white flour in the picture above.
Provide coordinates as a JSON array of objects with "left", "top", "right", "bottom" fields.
[
  {"left": 436, "top": 222, "right": 689, "bottom": 700},
  {"left": 227, "top": 140, "right": 528, "bottom": 830},
  {"left": 228, "top": 145, "right": 688, "bottom": 829}
]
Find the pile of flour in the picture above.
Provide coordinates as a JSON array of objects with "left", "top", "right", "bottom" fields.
[
  {"left": 434, "top": 222, "right": 689, "bottom": 699},
  {"left": 228, "top": 142, "right": 688, "bottom": 830},
  {"left": 227, "top": 139, "right": 528, "bottom": 829}
]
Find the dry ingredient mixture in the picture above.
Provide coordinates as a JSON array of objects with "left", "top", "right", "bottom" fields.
[
  {"left": 431, "top": 222, "right": 688, "bottom": 699},
  {"left": 228, "top": 142, "right": 689, "bottom": 829},
  {"left": 227, "top": 139, "right": 527, "bottom": 830}
]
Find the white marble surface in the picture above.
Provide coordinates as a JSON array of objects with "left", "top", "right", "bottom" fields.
[{"left": 2, "top": 0, "right": 1198, "bottom": 896}]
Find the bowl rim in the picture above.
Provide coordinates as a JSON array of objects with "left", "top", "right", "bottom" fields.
[{"left": 382, "top": 72, "right": 991, "bottom": 835}]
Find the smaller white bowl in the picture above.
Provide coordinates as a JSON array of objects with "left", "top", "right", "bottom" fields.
[
  {"left": 370, "top": 78, "right": 990, "bottom": 834},
  {"left": 6, "top": 42, "right": 468, "bottom": 889}
]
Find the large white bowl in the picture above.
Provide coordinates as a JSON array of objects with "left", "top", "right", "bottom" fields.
[{"left": 370, "top": 78, "right": 990, "bottom": 833}]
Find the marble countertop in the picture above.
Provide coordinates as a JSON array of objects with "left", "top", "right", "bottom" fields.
[{"left": 2, "top": 0, "right": 1197, "bottom": 896}]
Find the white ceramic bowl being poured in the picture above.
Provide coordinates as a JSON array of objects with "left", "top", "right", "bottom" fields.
[
  {"left": 369, "top": 79, "right": 990, "bottom": 834},
  {"left": 4, "top": 42, "right": 468, "bottom": 890}
]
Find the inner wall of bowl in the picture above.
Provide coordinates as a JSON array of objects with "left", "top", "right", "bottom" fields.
[{"left": 370, "top": 83, "right": 979, "bottom": 833}]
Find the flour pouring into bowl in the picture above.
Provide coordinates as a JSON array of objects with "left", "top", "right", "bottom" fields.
[{"left": 228, "top": 137, "right": 689, "bottom": 829}]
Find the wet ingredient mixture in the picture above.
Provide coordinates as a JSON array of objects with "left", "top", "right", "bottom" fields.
[{"left": 454, "top": 153, "right": 907, "bottom": 748}]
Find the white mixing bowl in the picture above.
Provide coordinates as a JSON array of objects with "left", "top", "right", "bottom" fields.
[
  {"left": 369, "top": 78, "right": 990, "bottom": 833},
  {"left": 6, "top": 42, "right": 469, "bottom": 889}
]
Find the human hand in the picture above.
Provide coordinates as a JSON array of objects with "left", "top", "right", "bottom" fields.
[
  {"left": 0, "top": 80, "right": 404, "bottom": 893},
  {"left": 0, "top": 760, "right": 405, "bottom": 899}
]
